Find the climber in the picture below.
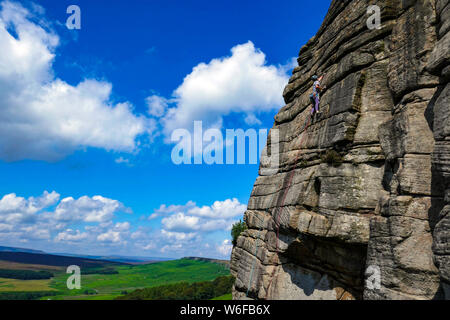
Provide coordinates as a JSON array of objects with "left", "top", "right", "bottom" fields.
[{"left": 310, "top": 75, "right": 325, "bottom": 118}]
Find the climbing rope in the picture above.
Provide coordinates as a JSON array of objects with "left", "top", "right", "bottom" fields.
[
  {"left": 264, "top": 114, "right": 312, "bottom": 299},
  {"left": 245, "top": 112, "right": 313, "bottom": 299}
]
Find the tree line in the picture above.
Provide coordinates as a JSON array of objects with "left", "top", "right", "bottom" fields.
[
  {"left": 0, "top": 269, "right": 54, "bottom": 280},
  {"left": 0, "top": 291, "right": 60, "bottom": 300},
  {"left": 116, "top": 275, "right": 235, "bottom": 300}
]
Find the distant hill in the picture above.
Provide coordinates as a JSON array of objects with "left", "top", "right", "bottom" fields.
[
  {"left": 0, "top": 251, "right": 127, "bottom": 268},
  {"left": 0, "top": 246, "right": 45, "bottom": 254},
  {"left": 0, "top": 246, "right": 172, "bottom": 264}
]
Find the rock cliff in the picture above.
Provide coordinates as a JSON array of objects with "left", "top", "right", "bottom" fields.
[{"left": 230, "top": 0, "right": 450, "bottom": 300}]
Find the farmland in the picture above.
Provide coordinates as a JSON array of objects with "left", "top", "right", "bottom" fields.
[
  {"left": 47, "top": 258, "right": 230, "bottom": 299},
  {"left": 0, "top": 252, "right": 231, "bottom": 300}
]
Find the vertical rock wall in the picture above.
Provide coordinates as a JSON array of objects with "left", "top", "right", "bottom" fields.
[
  {"left": 429, "top": 0, "right": 450, "bottom": 300},
  {"left": 230, "top": 0, "right": 449, "bottom": 300}
]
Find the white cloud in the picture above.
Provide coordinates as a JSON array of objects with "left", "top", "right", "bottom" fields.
[
  {"left": 115, "top": 157, "right": 130, "bottom": 164},
  {"left": 0, "top": 223, "right": 12, "bottom": 231},
  {"left": 55, "top": 229, "right": 88, "bottom": 242},
  {"left": 198, "top": 219, "right": 231, "bottom": 232},
  {"left": 153, "top": 198, "right": 245, "bottom": 258},
  {"left": 161, "top": 229, "right": 197, "bottom": 241},
  {"left": 140, "top": 242, "right": 156, "bottom": 250},
  {"left": 97, "top": 230, "right": 121, "bottom": 243},
  {"left": 162, "top": 213, "right": 200, "bottom": 232},
  {"left": 146, "top": 95, "right": 169, "bottom": 117},
  {"left": 0, "top": 190, "right": 135, "bottom": 249},
  {"left": 28, "top": 191, "right": 61, "bottom": 212},
  {"left": 0, "top": 191, "right": 59, "bottom": 223},
  {"left": 148, "top": 201, "right": 197, "bottom": 220},
  {"left": 21, "top": 225, "right": 50, "bottom": 240},
  {"left": 244, "top": 113, "right": 262, "bottom": 126},
  {"left": 0, "top": 189, "right": 243, "bottom": 258},
  {"left": 53, "top": 195, "right": 129, "bottom": 223},
  {"left": 114, "top": 221, "right": 130, "bottom": 231},
  {"left": 148, "top": 213, "right": 159, "bottom": 220},
  {"left": 160, "top": 198, "right": 246, "bottom": 233},
  {"left": 0, "top": 1, "right": 153, "bottom": 161},
  {"left": 217, "top": 239, "right": 232, "bottom": 257},
  {"left": 154, "top": 41, "right": 293, "bottom": 137},
  {"left": 154, "top": 201, "right": 196, "bottom": 214},
  {"left": 187, "top": 198, "right": 246, "bottom": 219},
  {"left": 160, "top": 243, "right": 183, "bottom": 253},
  {"left": 130, "top": 230, "right": 145, "bottom": 239}
]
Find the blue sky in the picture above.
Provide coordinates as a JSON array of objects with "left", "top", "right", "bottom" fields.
[{"left": 0, "top": 0, "right": 330, "bottom": 259}]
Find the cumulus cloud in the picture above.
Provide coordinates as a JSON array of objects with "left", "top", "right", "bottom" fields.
[
  {"left": 146, "top": 95, "right": 169, "bottom": 118},
  {"left": 0, "top": 190, "right": 131, "bottom": 246},
  {"left": 97, "top": 230, "right": 122, "bottom": 243},
  {"left": 162, "top": 213, "right": 199, "bottom": 232},
  {"left": 0, "top": 189, "right": 242, "bottom": 258},
  {"left": 154, "top": 201, "right": 197, "bottom": 214},
  {"left": 160, "top": 198, "right": 246, "bottom": 233},
  {"left": 217, "top": 239, "right": 232, "bottom": 257},
  {"left": 140, "top": 242, "right": 156, "bottom": 251},
  {"left": 55, "top": 229, "right": 88, "bottom": 242},
  {"left": 53, "top": 195, "right": 130, "bottom": 223},
  {"left": 0, "top": 1, "right": 153, "bottom": 161},
  {"left": 144, "top": 199, "right": 246, "bottom": 258},
  {"left": 148, "top": 201, "right": 197, "bottom": 220},
  {"left": 21, "top": 225, "right": 51, "bottom": 240},
  {"left": 114, "top": 221, "right": 130, "bottom": 231},
  {"left": 0, "top": 191, "right": 59, "bottom": 223},
  {"left": 187, "top": 198, "right": 246, "bottom": 219},
  {"left": 149, "top": 41, "right": 292, "bottom": 138},
  {"left": 244, "top": 113, "right": 262, "bottom": 126},
  {"left": 130, "top": 229, "right": 146, "bottom": 240},
  {"left": 161, "top": 230, "right": 197, "bottom": 241}
]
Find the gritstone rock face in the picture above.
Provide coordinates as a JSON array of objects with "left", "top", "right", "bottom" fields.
[{"left": 230, "top": 0, "right": 450, "bottom": 300}]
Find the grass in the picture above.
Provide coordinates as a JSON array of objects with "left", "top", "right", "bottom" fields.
[
  {"left": 321, "top": 149, "right": 343, "bottom": 166},
  {"left": 211, "top": 293, "right": 232, "bottom": 300},
  {"left": 44, "top": 259, "right": 230, "bottom": 300},
  {"left": 43, "top": 293, "right": 120, "bottom": 300},
  {"left": 0, "top": 278, "right": 54, "bottom": 292},
  {"left": 0, "top": 260, "right": 64, "bottom": 272}
]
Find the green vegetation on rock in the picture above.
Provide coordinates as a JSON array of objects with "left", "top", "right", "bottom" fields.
[
  {"left": 321, "top": 150, "right": 343, "bottom": 166},
  {"left": 231, "top": 220, "right": 247, "bottom": 246}
]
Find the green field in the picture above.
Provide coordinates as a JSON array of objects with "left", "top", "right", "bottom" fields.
[
  {"left": 0, "top": 255, "right": 231, "bottom": 300},
  {"left": 0, "top": 278, "right": 54, "bottom": 292},
  {"left": 44, "top": 259, "right": 230, "bottom": 300}
]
